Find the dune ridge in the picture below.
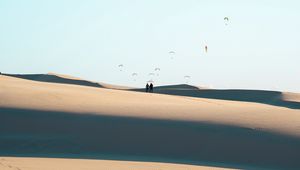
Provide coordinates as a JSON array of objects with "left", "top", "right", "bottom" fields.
[
  {"left": 4, "top": 73, "right": 299, "bottom": 109},
  {"left": 2, "top": 73, "right": 132, "bottom": 90},
  {"left": 133, "top": 84, "right": 300, "bottom": 109}
]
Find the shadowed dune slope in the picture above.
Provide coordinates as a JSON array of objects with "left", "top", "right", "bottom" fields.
[
  {"left": 1, "top": 107, "right": 300, "bottom": 170},
  {"left": 1, "top": 75, "right": 300, "bottom": 169},
  {"left": 133, "top": 84, "right": 300, "bottom": 109}
]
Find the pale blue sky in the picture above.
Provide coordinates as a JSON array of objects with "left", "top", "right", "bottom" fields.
[{"left": 1, "top": 0, "right": 299, "bottom": 92}]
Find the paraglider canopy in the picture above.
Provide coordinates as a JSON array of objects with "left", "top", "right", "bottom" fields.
[
  {"left": 224, "top": 17, "right": 229, "bottom": 25},
  {"left": 132, "top": 73, "right": 138, "bottom": 81},
  {"left": 148, "top": 73, "right": 155, "bottom": 76},
  {"left": 169, "top": 51, "right": 175, "bottom": 59},
  {"left": 184, "top": 75, "right": 191, "bottom": 83},
  {"left": 118, "top": 64, "right": 124, "bottom": 71},
  {"left": 154, "top": 67, "right": 160, "bottom": 76}
]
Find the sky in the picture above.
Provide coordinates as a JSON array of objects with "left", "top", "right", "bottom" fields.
[{"left": 0, "top": 0, "right": 299, "bottom": 92}]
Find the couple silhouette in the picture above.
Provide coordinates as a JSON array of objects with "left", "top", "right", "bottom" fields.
[{"left": 146, "top": 83, "right": 153, "bottom": 93}]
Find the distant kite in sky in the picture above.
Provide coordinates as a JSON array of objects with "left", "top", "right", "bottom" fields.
[
  {"left": 205, "top": 46, "right": 208, "bottom": 53},
  {"left": 155, "top": 67, "right": 160, "bottom": 76},
  {"left": 118, "top": 64, "right": 124, "bottom": 71},
  {"left": 132, "top": 73, "right": 138, "bottom": 81},
  {"left": 169, "top": 51, "right": 175, "bottom": 59},
  {"left": 224, "top": 17, "right": 229, "bottom": 25},
  {"left": 148, "top": 73, "right": 155, "bottom": 76},
  {"left": 184, "top": 75, "right": 191, "bottom": 84}
]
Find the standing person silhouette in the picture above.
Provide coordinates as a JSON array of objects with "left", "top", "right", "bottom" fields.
[
  {"left": 149, "top": 83, "right": 153, "bottom": 93},
  {"left": 146, "top": 83, "right": 149, "bottom": 92}
]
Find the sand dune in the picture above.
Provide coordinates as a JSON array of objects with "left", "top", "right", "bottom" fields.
[
  {"left": 2, "top": 73, "right": 132, "bottom": 90},
  {"left": 5, "top": 73, "right": 299, "bottom": 109},
  {"left": 282, "top": 92, "right": 300, "bottom": 103},
  {"left": 133, "top": 84, "right": 300, "bottom": 109},
  {"left": 2, "top": 73, "right": 103, "bottom": 88},
  {"left": 1, "top": 74, "right": 300, "bottom": 169},
  {"left": 0, "top": 157, "right": 234, "bottom": 170}
]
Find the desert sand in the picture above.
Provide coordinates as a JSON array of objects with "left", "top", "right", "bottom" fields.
[
  {"left": 1, "top": 73, "right": 300, "bottom": 170},
  {"left": 0, "top": 157, "right": 234, "bottom": 170}
]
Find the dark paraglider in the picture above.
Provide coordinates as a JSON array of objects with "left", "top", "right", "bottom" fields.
[
  {"left": 118, "top": 64, "right": 124, "bottom": 71},
  {"left": 224, "top": 17, "right": 229, "bottom": 25}
]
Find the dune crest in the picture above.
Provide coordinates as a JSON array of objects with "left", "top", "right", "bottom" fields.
[
  {"left": 133, "top": 84, "right": 300, "bottom": 109},
  {"left": 4, "top": 73, "right": 300, "bottom": 109}
]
